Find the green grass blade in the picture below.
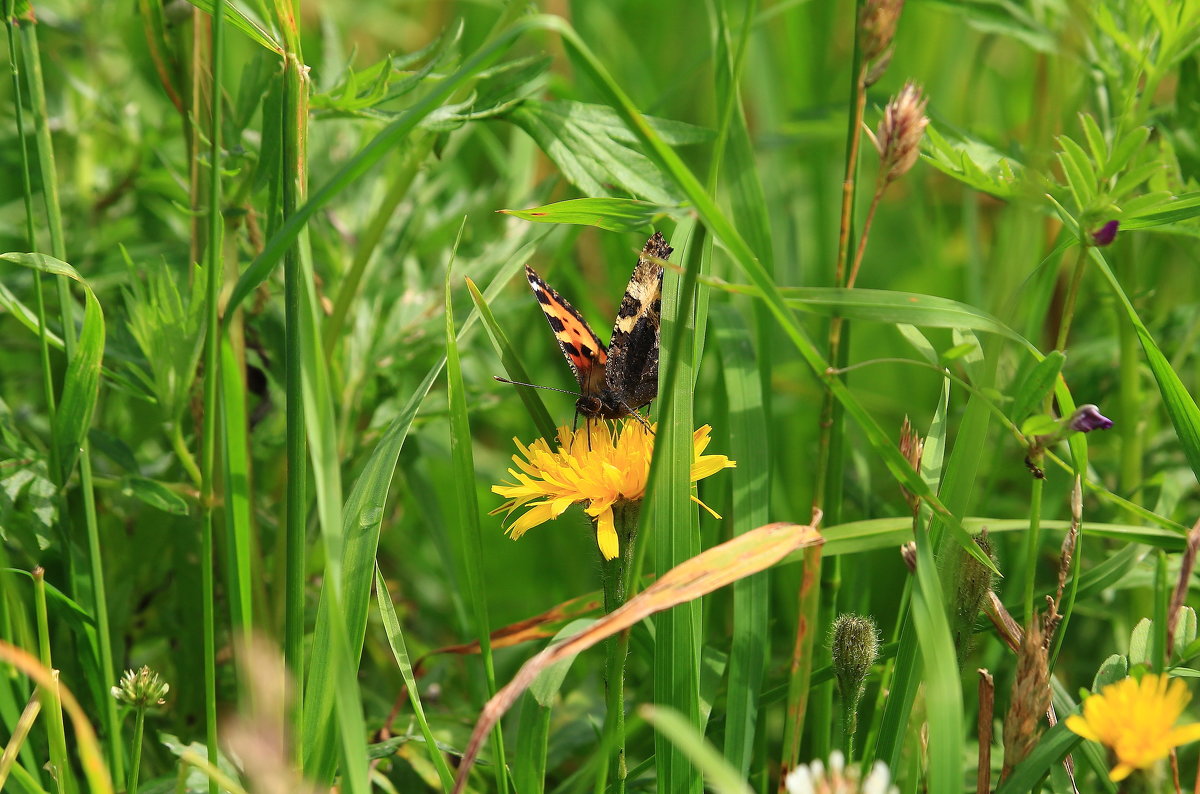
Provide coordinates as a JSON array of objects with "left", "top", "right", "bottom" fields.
[
  {"left": 649, "top": 222, "right": 702, "bottom": 794},
  {"left": 445, "top": 244, "right": 508, "bottom": 794},
  {"left": 780, "top": 287, "right": 1037, "bottom": 351},
  {"left": 1092, "top": 248, "right": 1200, "bottom": 485},
  {"left": 713, "top": 307, "right": 769, "bottom": 777},
  {"left": 302, "top": 362, "right": 441, "bottom": 780},
  {"left": 219, "top": 338, "right": 253, "bottom": 645},
  {"left": 374, "top": 568, "right": 457, "bottom": 791},
  {"left": 641, "top": 706, "right": 753, "bottom": 794},
  {"left": 465, "top": 277, "right": 557, "bottom": 441},
  {"left": 498, "top": 198, "right": 674, "bottom": 232}
]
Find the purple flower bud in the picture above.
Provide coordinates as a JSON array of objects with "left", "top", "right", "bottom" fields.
[
  {"left": 1069, "top": 404, "right": 1113, "bottom": 433},
  {"left": 1091, "top": 220, "right": 1119, "bottom": 247}
]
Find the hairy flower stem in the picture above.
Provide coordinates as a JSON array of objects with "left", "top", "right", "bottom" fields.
[
  {"left": 1021, "top": 476, "right": 1044, "bottom": 626},
  {"left": 598, "top": 500, "right": 639, "bottom": 794}
]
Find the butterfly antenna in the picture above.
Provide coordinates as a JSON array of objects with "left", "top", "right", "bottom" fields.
[{"left": 494, "top": 376, "right": 584, "bottom": 398}]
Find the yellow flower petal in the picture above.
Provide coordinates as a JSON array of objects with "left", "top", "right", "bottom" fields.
[
  {"left": 493, "top": 419, "right": 735, "bottom": 558},
  {"left": 1066, "top": 673, "right": 1200, "bottom": 780},
  {"left": 594, "top": 507, "right": 619, "bottom": 560}
]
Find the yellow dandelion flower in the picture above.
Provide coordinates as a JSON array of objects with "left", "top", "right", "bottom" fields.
[
  {"left": 1065, "top": 673, "right": 1200, "bottom": 782},
  {"left": 492, "top": 421, "right": 735, "bottom": 560}
]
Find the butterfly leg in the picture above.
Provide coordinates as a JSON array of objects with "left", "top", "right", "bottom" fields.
[{"left": 622, "top": 404, "right": 654, "bottom": 434}]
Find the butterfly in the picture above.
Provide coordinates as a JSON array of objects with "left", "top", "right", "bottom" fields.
[{"left": 515, "top": 232, "right": 670, "bottom": 425}]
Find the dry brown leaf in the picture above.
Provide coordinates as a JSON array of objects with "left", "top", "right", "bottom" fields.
[{"left": 451, "top": 518, "right": 823, "bottom": 793}]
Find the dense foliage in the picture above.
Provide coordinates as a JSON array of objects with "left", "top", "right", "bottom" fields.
[{"left": 2, "top": 0, "right": 1200, "bottom": 792}]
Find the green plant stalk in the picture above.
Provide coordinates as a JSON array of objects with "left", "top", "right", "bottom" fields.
[
  {"left": 840, "top": 687, "right": 858, "bottom": 761},
  {"left": 279, "top": 52, "right": 309, "bottom": 764},
  {"left": 18, "top": 11, "right": 123, "bottom": 781},
  {"left": 1021, "top": 475, "right": 1044, "bottom": 626},
  {"left": 127, "top": 708, "right": 145, "bottom": 794},
  {"left": 1152, "top": 549, "right": 1168, "bottom": 671},
  {"left": 597, "top": 501, "right": 638, "bottom": 794},
  {"left": 1116, "top": 252, "right": 1142, "bottom": 494},
  {"left": 199, "top": 1, "right": 227, "bottom": 791},
  {"left": 803, "top": 8, "right": 867, "bottom": 762},
  {"left": 170, "top": 424, "right": 203, "bottom": 488},
  {"left": 34, "top": 568, "right": 73, "bottom": 794},
  {"left": 5, "top": 2, "right": 56, "bottom": 431},
  {"left": 1055, "top": 242, "right": 1089, "bottom": 352}
]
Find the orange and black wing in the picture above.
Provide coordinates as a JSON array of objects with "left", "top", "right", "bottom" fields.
[
  {"left": 525, "top": 264, "right": 608, "bottom": 397},
  {"left": 604, "top": 232, "right": 669, "bottom": 411}
]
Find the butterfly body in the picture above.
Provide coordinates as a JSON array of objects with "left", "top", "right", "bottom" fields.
[{"left": 525, "top": 232, "right": 670, "bottom": 422}]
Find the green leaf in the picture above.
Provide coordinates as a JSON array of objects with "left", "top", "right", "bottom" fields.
[
  {"left": 1122, "top": 191, "right": 1200, "bottom": 227},
  {"left": 1057, "top": 134, "right": 1097, "bottom": 208},
  {"left": 923, "top": 123, "right": 1026, "bottom": 198},
  {"left": 1092, "top": 249, "right": 1200, "bottom": 491},
  {"left": 465, "top": 276, "right": 557, "bottom": 444},
  {"left": 1104, "top": 125, "right": 1151, "bottom": 179},
  {"left": 1092, "top": 654, "right": 1129, "bottom": 691},
  {"left": 1175, "top": 607, "right": 1197, "bottom": 660},
  {"left": 910, "top": 522, "right": 963, "bottom": 794},
  {"left": 499, "top": 198, "right": 676, "bottom": 233},
  {"left": 1079, "top": 113, "right": 1108, "bottom": 169},
  {"left": 1020, "top": 414, "right": 1061, "bottom": 437},
  {"left": 528, "top": 619, "right": 594, "bottom": 707},
  {"left": 1009, "top": 351, "right": 1065, "bottom": 426},
  {"left": 182, "top": 0, "right": 281, "bottom": 52},
  {"left": 780, "top": 287, "right": 1036, "bottom": 351},
  {"left": 1, "top": 254, "right": 106, "bottom": 479},
  {"left": 940, "top": 341, "right": 978, "bottom": 363},
  {"left": 1129, "top": 617, "right": 1152, "bottom": 666},
  {"left": 120, "top": 476, "right": 189, "bottom": 515},
  {"left": 375, "top": 568, "right": 457, "bottom": 791}
]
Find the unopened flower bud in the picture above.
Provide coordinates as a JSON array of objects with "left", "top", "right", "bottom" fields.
[
  {"left": 899, "top": 416, "right": 924, "bottom": 514},
  {"left": 875, "top": 82, "right": 929, "bottom": 185},
  {"left": 859, "top": 0, "right": 906, "bottom": 72},
  {"left": 1068, "top": 404, "right": 1113, "bottom": 433},
  {"left": 831, "top": 613, "right": 881, "bottom": 707},
  {"left": 111, "top": 666, "right": 169, "bottom": 709},
  {"left": 1091, "top": 220, "right": 1119, "bottom": 247},
  {"left": 949, "top": 531, "right": 996, "bottom": 664}
]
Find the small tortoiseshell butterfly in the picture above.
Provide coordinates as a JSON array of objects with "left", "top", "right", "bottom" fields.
[{"left": 522, "top": 232, "right": 670, "bottom": 423}]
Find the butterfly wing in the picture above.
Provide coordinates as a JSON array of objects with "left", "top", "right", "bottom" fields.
[
  {"left": 604, "top": 232, "right": 669, "bottom": 412},
  {"left": 525, "top": 264, "right": 608, "bottom": 397}
]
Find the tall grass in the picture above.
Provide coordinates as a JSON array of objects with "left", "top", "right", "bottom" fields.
[{"left": 2, "top": 1, "right": 1200, "bottom": 793}]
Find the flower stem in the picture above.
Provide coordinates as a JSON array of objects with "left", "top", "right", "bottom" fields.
[
  {"left": 597, "top": 500, "right": 639, "bottom": 794},
  {"left": 1056, "top": 242, "right": 1089, "bottom": 351},
  {"left": 128, "top": 707, "right": 145, "bottom": 794}
]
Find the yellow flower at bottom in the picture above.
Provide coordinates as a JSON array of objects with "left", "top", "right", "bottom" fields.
[
  {"left": 1065, "top": 673, "right": 1200, "bottom": 781},
  {"left": 492, "top": 421, "right": 735, "bottom": 560}
]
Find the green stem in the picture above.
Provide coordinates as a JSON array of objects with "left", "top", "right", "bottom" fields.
[
  {"left": 170, "top": 424, "right": 203, "bottom": 489},
  {"left": 597, "top": 501, "right": 639, "bottom": 794},
  {"left": 281, "top": 51, "right": 308, "bottom": 761},
  {"left": 1021, "top": 474, "right": 1044, "bottom": 626},
  {"left": 1055, "top": 243, "right": 1089, "bottom": 352},
  {"left": 33, "top": 568, "right": 73, "bottom": 794},
  {"left": 200, "top": 1, "right": 227, "bottom": 791},
  {"left": 840, "top": 690, "right": 858, "bottom": 761},
  {"left": 19, "top": 11, "right": 123, "bottom": 781},
  {"left": 128, "top": 708, "right": 145, "bottom": 794}
]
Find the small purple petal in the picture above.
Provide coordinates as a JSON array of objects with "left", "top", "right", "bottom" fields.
[
  {"left": 1091, "top": 220, "right": 1119, "bottom": 247},
  {"left": 1069, "top": 404, "right": 1114, "bottom": 433}
]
